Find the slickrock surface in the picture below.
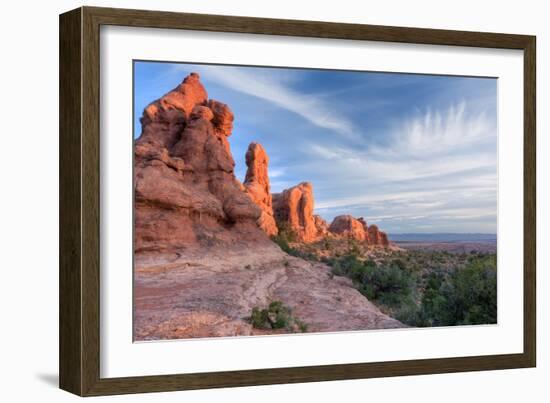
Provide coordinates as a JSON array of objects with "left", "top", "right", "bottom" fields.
[
  {"left": 243, "top": 142, "right": 278, "bottom": 236},
  {"left": 134, "top": 249, "right": 403, "bottom": 340}
]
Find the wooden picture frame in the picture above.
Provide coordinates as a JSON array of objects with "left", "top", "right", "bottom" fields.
[{"left": 59, "top": 6, "right": 536, "bottom": 396}]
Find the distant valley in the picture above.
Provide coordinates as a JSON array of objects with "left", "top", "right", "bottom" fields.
[
  {"left": 391, "top": 233, "right": 496, "bottom": 253},
  {"left": 390, "top": 233, "right": 496, "bottom": 242}
]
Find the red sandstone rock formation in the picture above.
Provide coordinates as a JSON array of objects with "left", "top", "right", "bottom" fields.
[
  {"left": 327, "top": 215, "right": 390, "bottom": 246},
  {"left": 139, "top": 73, "right": 207, "bottom": 150},
  {"left": 272, "top": 182, "right": 326, "bottom": 242},
  {"left": 135, "top": 72, "right": 391, "bottom": 254},
  {"left": 313, "top": 215, "right": 329, "bottom": 238},
  {"left": 134, "top": 73, "right": 267, "bottom": 253},
  {"left": 271, "top": 186, "right": 390, "bottom": 246},
  {"left": 328, "top": 215, "right": 368, "bottom": 242},
  {"left": 243, "top": 142, "right": 278, "bottom": 236},
  {"left": 367, "top": 224, "right": 390, "bottom": 247},
  {"left": 358, "top": 217, "right": 369, "bottom": 232}
]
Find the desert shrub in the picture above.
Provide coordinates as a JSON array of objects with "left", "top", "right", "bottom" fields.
[
  {"left": 271, "top": 233, "right": 293, "bottom": 254},
  {"left": 359, "top": 263, "right": 416, "bottom": 307},
  {"left": 347, "top": 239, "right": 361, "bottom": 256},
  {"left": 273, "top": 222, "right": 297, "bottom": 243},
  {"left": 293, "top": 249, "right": 319, "bottom": 261},
  {"left": 250, "top": 306, "right": 269, "bottom": 329},
  {"left": 295, "top": 319, "right": 309, "bottom": 332},
  {"left": 329, "top": 254, "right": 361, "bottom": 277},
  {"left": 271, "top": 222, "right": 298, "bottom": 253},
  {"left": 329, "top": 255, "right": 415, "bottom": 308},
  {"left": 395, "top": 302, "right": 427, "bottom": 326},
  {"left": 271, "top": 225, "right": 306, "bottom": 256},
  {"left": 271, "top": 233, "right": 318, "bottom": 261},
  {"left": 391, "top": 258, "right": 407, "bottom": 271},
  {"left": 248, "top": 301, "right": 308, "bottom": 333}
]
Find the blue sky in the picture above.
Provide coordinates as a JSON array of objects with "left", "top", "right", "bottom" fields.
[{"left": 134, "top": 61, "right": 497, "bottom": 234}]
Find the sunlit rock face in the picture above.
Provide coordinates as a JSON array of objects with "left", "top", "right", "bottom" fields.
[
  {"left": 134, "top": 73, "right": 269, "bottom": 253},
  {"left": 367, "top": 224, "right": 390, "bottom": 247},
  {"left": 327, "top": 215, "right": 390, "bottom": 246},
  {"left": 328, "top": 215, "right": 369, "bottom": 242},
  {"left": 272, "top": 182, "right": 328, "bottom": 243},
  {"left": 243, "top": 142, "right": 278, "bottom": 237}
]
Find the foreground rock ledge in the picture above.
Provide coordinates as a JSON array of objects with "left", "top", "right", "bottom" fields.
[{"left": 134, "top": 249, "right": 403, "bottom": 340}]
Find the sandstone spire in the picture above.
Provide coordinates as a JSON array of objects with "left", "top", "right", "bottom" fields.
[
  {"left": 272, "top": 182, "right": 326, "bottom": 242},
  {"left": 243, "top": 142, "right": 278, "bottom": 236}
]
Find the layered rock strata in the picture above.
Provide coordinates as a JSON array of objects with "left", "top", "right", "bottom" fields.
[
  {"left": 134, "top": 73, "right": 269, "bottom": 253},
  {"left": 327, "top": 215, "right": 389, "bottom": 246},
  {"left": 272, "top": 182, "right": 327, "bottom": 242}
]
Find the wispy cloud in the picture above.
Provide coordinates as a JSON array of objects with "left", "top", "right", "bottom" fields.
[
  {"left": 370, "top": 100, "right": 494, "bottom": 159},
  {"left": 172, "top": 64, "right": 356, "bottom": 139},
  {"left": 307, "top": 101, "right": 497, "bottom": 231},
  {"left": 268, "top": 168, "right": 285, "bottom": 178},
  {"left": 309, "top": 101, "right": 496, "bottom": 182}
]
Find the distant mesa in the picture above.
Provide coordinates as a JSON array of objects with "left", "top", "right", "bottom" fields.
[{"left": 134, "top": 72, "right": 391, "bottom": 253}]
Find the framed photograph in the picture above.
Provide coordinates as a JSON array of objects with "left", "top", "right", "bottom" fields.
[{"left": 59, "top": 6, "right": 536, "bottom": 396}]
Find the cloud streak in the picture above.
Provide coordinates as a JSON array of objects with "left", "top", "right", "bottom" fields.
[
  {"left": 370, "top": 100, "right": 494, "bottom": 159},
  {"left": 306, "top": 101, "right": 497, "bottom": 232},
  {"left": 173, "top": 64, "right": 357, "bottom": 139}
]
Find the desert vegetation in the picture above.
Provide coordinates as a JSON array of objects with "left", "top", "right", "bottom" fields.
[
  {"left": 272, "top": 223, "right": 497, "bottom": 328},
  {"left": 248, "top": 301, "right": 309, "bottom": 333},
  {"left": 271, "top": 225, "right": 319, "bottom": 261},
  {"left": 326, "top": 250, "right": 497, "bottom": 327}
]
